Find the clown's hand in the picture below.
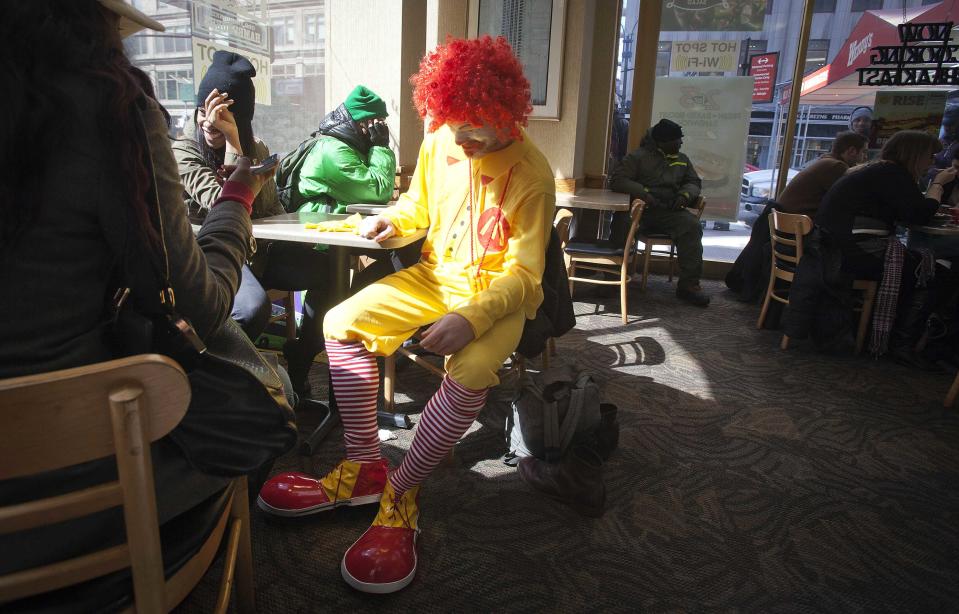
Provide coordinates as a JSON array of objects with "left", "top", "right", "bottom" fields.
[
  {"left": 419, "top": 313, "right": 475, "bottom": 356},
  {"left": 359, "top": 215, "right": 396, "bottom": 242}
]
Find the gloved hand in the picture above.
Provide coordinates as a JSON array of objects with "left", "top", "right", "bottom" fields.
[
  {"left": 368, "top": 120, "right": 390, "bottom": 147},
  {"left": 673, "top": 194, "right": 690, "bottom": 210}
]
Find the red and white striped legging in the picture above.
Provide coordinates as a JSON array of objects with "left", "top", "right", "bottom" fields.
[{"left": 326, "top": 340, "right": 488, "bottom": 495}]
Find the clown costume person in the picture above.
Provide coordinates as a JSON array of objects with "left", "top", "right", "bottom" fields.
[{"left": 257, "top": 36, "right": 555, "bottom": 593}]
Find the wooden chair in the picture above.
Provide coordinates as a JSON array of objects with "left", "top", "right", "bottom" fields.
[
  {"left": 850, "top": 279, "right": 879, "bottom": 355},
  {"left": 635, "top": 196, "right": 707, "bottom": 291},
  {"left": 266, "top": 289, "right": 297, "bottom": 341},
  {"left": 946, "top": 371, "right": 959, "bottom": 408},
  {"left": 757, "top": 211, "right": 812, "bottom": 338},
  {"left": 565, "top": 198, "right": 645, "bottom": 324},
  {"left": 0, "top": 355, "right": 254, "bottom": 614},
  {"left": 767, "top": 211, "right": 879, "bottom": 354}
]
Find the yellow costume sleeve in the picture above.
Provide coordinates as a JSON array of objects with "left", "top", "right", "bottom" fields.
[
  {"left": 381, "top": 135, "right": 432, "bottom": 237},
  {"left": 454, "top": 190, "right": 555, "bottom": 338}
]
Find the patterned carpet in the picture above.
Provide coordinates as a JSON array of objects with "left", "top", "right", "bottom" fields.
[{"left": 176, "top": 278, "right": 959, "bottom": 613}]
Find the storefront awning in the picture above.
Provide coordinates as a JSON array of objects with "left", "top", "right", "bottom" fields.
[{"left": 780, "top": 0, "right": 957, "bottom": 107}]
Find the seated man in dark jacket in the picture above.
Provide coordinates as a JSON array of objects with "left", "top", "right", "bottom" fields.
[{"left": 609, "top": 119, "right": 708, "bottom": 306}]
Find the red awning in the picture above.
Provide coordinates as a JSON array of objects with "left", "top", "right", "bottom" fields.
[{"left": 781, "top": 0, "right": 957, "bottom": 106}]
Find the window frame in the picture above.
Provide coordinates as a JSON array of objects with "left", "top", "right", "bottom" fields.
[
  {"left": 467, "top": 0, "right": 567, "bottom": 120},
  {"left": 303, "top": 12, "right": 322, "bottom": 44}
]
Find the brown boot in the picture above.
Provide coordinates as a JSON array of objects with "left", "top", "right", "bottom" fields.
[
  {"left": 676, "top": 283, "right": 710, "bottom": 307},
  {"left": 517, "top": 445, "right": 606, "bottom": 518}
]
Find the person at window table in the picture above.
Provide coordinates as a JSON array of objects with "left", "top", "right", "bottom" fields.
[
  {"left": 257, "top": 36, "right": 555, "bottom": 594},
  {"left": 173, "top": 50, "right": 331, "bottom": 396},
  {"left": 609, "top": 118, "right": 708, "bottom": 306},
  {"left": 0, "top": 0, "right": 285, "bottom": 584},
  {"left": 796, "top": 131, "right": 958, "bottom": 364},
  {"left": 777, "top": 131, "right": 868, "bottom": 217},
  {"left": 932, "top": 146, "right": 959, "bottom": 209},
  {"left": 295, "top": 85, "right": 423, "bottom": 288}
]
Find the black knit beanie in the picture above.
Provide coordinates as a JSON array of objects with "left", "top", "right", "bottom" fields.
[
  {"left": 196, "top": 50, "right": 256, "bottom": 122},
  {"left": 651, "top": 119, "right": 684, "bottom": 142}
]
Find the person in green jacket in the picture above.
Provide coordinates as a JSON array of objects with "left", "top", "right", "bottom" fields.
[
  {"left": 298, "top": 85, "right": 396, "bottom": 214},
  {"left": 297, "top": 85, "right": 422, "bottom": 286}
]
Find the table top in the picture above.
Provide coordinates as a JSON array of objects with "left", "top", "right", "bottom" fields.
[
  {"left": 909, "top": 223, "right": 959, "bottom": 237},
  {"left": 251, "top": 212, "right": 426, "bottom": 248},
  {"left": 555, "top": 188, "right": 630, "bottom": 211},
  {"left": 345, "top": 203, "right": 391, "bottom": 215}
]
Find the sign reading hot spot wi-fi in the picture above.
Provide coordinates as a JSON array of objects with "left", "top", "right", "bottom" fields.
[
  {"left": 748, "top": 52, "right": 779, "bottom": 103},
  {"left": 671, "top": 41, "right": 741, "bottom": 73}
]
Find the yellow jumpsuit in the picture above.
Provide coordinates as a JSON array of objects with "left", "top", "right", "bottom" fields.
[{"left": 324, "top": 125, "right": 556, "bottom": 389}]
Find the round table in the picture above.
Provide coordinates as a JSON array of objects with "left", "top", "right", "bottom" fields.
[{"left": 907, "top": 223, "right": 959, "bottom": 261}]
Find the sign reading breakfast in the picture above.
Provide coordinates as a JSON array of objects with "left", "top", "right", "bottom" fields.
[{"left": 858, "top": 21, "right": 958, "bottom": 86}]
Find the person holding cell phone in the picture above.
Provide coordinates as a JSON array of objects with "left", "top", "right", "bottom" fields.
[{"left": 173, "top": 50, "right": 334, "bottom": 395}]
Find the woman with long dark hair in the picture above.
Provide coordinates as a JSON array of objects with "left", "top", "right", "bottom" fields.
[
  {"left": 173, "top": 52, "right": 333, "bottom": 394},
  {"left": 811, "top": 131, "right": 958, "bottom": 361},
  {"left": 0, "top": 0, "right": 276, "bottom": 586}
]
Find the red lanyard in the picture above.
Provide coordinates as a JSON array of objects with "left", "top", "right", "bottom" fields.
[{"left": 468, "top": 159, "right": 514, "bottom": 280}]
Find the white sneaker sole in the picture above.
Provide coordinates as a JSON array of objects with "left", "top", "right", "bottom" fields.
[
  {"left": 341, "top": 532, "right": 418, "bottom": 594},
  {"left": 256, "top": 492, "right": 383, "bottom": 517}
]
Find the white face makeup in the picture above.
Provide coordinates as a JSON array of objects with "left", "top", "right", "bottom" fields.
[{"left": 450, "top": 122, "right": 508, "bottom": 158}]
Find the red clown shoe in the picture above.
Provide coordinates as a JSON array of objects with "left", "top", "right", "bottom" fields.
[
  {"left": 341, "top": 480, "right": 420, "bottom": 593},
  {"left": 256, "top": 459, "right": 388, "bottom": 517}
]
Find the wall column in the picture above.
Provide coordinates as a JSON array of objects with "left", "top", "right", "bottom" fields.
[
  {"left": 627, "top": 0, "right": 663, "bottom": 153},
  {"left": 326, "top": 0, "right": 426, "bottom": 169}
]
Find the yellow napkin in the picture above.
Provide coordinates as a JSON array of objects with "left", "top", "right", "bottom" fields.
[{"left": 305, "top": 213, "right": 364, "bottom": 233}]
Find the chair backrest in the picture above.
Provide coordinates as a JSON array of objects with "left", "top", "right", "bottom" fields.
[
  {"left": 0, "top": 354, "right": 191, "bottom": 610},
  {"left": 768, "top": 210, "right": 813, "bottom": 267},
  {"left": 622, "top": 199, "right": 648, "bottom": 257},
  {"left": 691, "top": 196, "right": 707, "bottom": 220},
  {"left": 553, "top": 208, "right": 573, "bottom": 247}
]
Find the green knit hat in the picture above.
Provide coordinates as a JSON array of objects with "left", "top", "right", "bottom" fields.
[{"left": 343, "top": 85, "right": 387, "bottom": 121}]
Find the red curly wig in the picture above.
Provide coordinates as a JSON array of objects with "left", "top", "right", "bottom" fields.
[{"left": 411, "top": 36, "right": 531, "bottom": 141}]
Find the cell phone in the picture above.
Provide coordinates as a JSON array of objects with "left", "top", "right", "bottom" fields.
[{"left": 250, "top": 153, "right": 279, "bottom": 175}]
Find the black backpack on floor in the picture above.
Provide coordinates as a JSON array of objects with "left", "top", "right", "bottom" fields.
[{"left": 504, "top": 365, "right": 617, "bottom": 465}]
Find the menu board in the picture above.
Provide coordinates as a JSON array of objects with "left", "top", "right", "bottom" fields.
[{"left": 870, "top": 90, "right": 948, "bottom": 148}]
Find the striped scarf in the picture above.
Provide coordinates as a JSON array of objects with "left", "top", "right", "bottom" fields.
[{"left": 869, "top": 237, "right": 935, "bottom": 356}]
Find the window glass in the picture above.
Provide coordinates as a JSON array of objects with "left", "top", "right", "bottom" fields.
[
  {"left": 609, "top": 0, "right": 938, "bottom": 261},
  {"left": 813, "top": 0, "right": 837, "bottom": 12},
  {"left": 476, "top": 0, "right": 554, "bottom": 107},
  {"left": 851, "top": 0, "right": 883, "bottom": 11},
  {"left": 304, "top": 13, "right": 322, "bottom": 43},
  {"left": 804, "top": 39, "right": 829, "bottom": 75},
  {"left": 271, "top": 15, "right": 296, "bottom": 47},
  {"left": 125, "top": 1, "right": 326, "bottom": 153},
  {"left": 656, "top": 41, "right": 671, "bottom": 77}
]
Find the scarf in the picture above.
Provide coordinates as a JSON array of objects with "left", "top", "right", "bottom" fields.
[{"left": 869, "top": 237, "right": 935, "bottom": 356}]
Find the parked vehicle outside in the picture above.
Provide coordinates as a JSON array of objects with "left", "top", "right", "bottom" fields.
[{"left": 738, "top": 168, "right": 801, "bottom": 225}]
